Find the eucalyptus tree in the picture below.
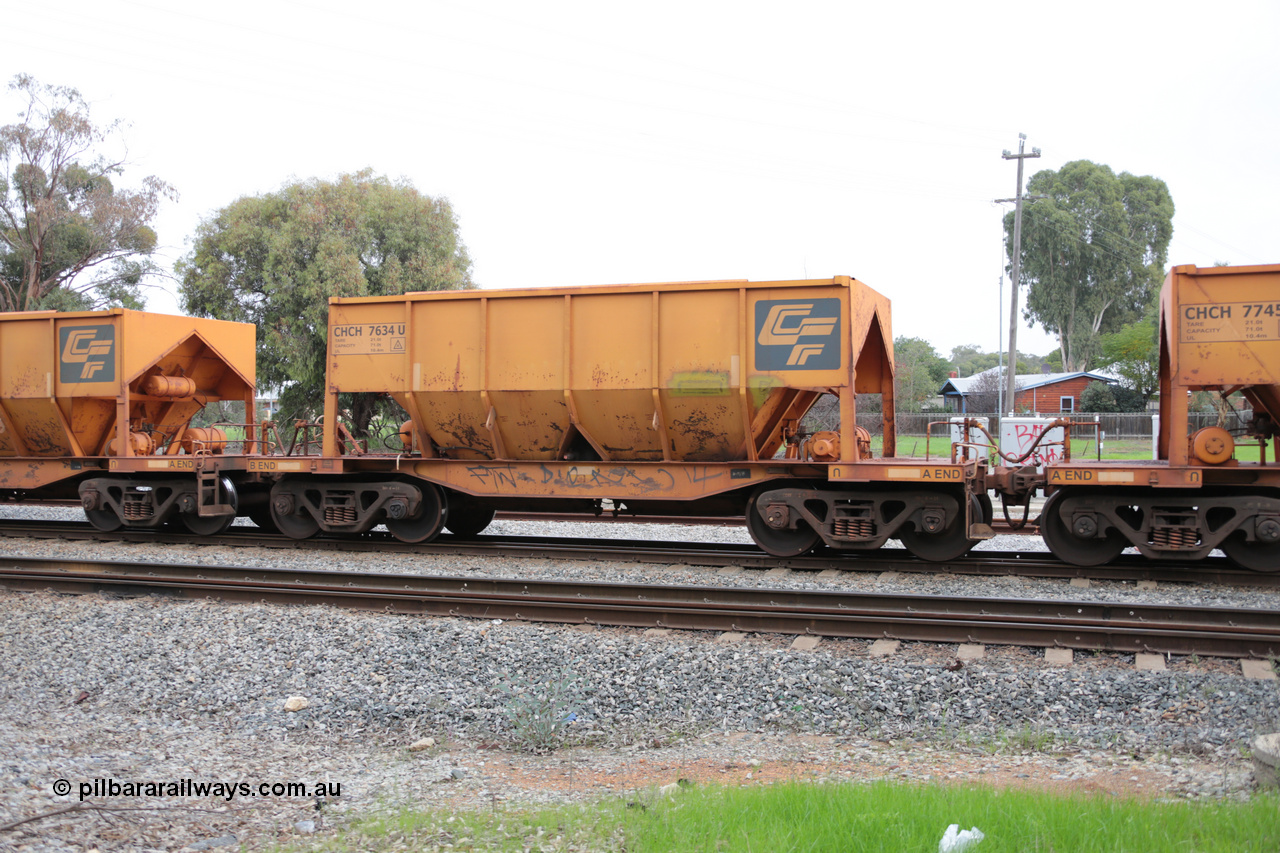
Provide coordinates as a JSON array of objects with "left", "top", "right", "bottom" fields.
[
  {"left": 177, "top": 170, "right": 473, "bottom": 437},
  {"left": 1005, "top": 160, "right": 1173, "bottom": 371},
  {"left": 894, "top": 336, "right": 951, "bottom": 409},
  {"left": 0, "top": 74, "right": 174, "bottom": 311},
  {"left": 1096, "top": 301, "right": 1160, "bottom": 406}
]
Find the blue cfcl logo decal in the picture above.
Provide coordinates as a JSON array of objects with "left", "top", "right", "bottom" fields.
[
  {"left": 59, "top": 325, "right": 116, "bottom": 383},
  {"left": 754, "top": 299, "right": 842, "bottom": 370}
]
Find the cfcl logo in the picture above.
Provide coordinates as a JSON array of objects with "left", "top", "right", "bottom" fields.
[
  {"left": 59, "top": 325, "right": 116, "bottom": 383},
  {"left": 754, "top": 299, "right": 842, "bottom": 370}
]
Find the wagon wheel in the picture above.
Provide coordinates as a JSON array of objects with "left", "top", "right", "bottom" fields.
[
  {"left": 1039, "top": 491, "right": 1127, "bottom": 567},
  {"left": 386, "top": 483, "right": 447, "bottom": 544},
  {"left": 270, "top": 485, "right": 321, "bottom": 540},
  {"left": 179, "top": 478, "right": 239, "bottom": 536},
  {"left": 977, "top": 491, "right": 994, "bottom": 526},
  {"left": 241, "top": 487, "right": 279, "bottom": 533},
  {"left": 1221, "top": 529, "right": 1280, "bottom": 572},
  {"left": 85, "top": 507, "right": 123, "bottom": 532},
  {"left": 745, "top": 485, "right": 820, "bottom": 558},
  {"left": 898, "top": 495, "right": 982, "bottom": 562},
  {"left": 444, "top": 492, "right": 496, "bottom": 539}
]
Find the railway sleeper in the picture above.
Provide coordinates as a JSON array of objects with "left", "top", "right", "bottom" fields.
[
  {"left": 748, "top": 485, "right": 993, "bottom": 562},
  {"left": 1042, "top": 490, "right": 1280, "bottom": 571}
]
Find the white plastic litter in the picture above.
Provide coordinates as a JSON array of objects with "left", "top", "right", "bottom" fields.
[{"left": 938, "top": 824, "right": 985, "bottom": 853}]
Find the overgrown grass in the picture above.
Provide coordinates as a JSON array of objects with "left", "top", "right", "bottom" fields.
[{"left": 300, "top": 782, "right": 1280, "bottom": 852}]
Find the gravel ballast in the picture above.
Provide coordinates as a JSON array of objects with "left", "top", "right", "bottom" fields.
[{"left": 1, "top": 514, "right": 1278, "bottom": 851}]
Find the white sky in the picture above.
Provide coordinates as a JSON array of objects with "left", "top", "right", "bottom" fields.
[{"left": 6, "top": 0, "right": 1277, "bottom": 360}]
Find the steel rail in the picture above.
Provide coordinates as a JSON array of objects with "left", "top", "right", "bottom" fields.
[
  {"left": 493, "top": 512, "right": 750, "bottom": 527},
  {"left": 494, "top": 511, "right": 1037, "bottom": 535},
  {"left": 1, "top": 555, "right": 1277, "bottom": 658},
  {"left": 0, "top": 518, "right": 1273, "bottom": 588}
]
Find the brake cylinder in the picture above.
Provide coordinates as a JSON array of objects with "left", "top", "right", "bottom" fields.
[
  {"left": 107, "top": 431, "right": 155, "bottom": 456},
  {"left": 180, "top": 427, "right": 227, "bottom": 455},
  {"left": 140, "top": 375, "right": 198, "bottom": 398}
]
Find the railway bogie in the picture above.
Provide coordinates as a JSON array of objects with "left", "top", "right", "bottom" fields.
[
  {"left": 265, "top": 477, "right": 433, "bottom": 539},
  {"left": 78, "top": 474, "right": 240, "bottom": 535},
  {"left": 1038, "top": 487, "right": 1280, "bottom": 569},
  {"left": 746, "top": 482, "right": 991, "bottom": 560}
]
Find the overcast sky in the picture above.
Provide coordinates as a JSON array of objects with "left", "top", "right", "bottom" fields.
[{"left": 7, "top": 0, "right": 1277, "bottom": 360}]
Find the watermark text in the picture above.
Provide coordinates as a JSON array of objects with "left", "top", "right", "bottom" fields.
[{"left": 51, "top": 778, "right": 341, "bottom": 802}]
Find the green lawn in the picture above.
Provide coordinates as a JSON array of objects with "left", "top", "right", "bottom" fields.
[
  {"left": 880, "top": 437, "right": 1269, "bottom": 464},
  {"left": 300, "top": 781, "right": 1279, "bottom": 852}
]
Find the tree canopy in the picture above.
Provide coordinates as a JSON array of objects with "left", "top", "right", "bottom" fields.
[
  {"left": 0, "top": 74, "right": 175, "bottom": 312},
  {"left": 894, "top": 336, "right": 951, "bottom": 408},
  {"left": 1079, "top": 380, "right": 1146, "bottom": 413},
  {"left": 948, "top": 343, "right": 1043, "bottom": 377},
  {"left": 1079, "top": 380, "right": 1118, "bottom": 413},
  {"left": 949, "top": 344, "right": 998, "bottom": 377},
  {"left": 1094, "top": 300, "right": 1160, "bottom": 407},
  {"left": 177, "top": 170, "right": 473, "bottom": 436},
  {"left": 1007, "top": 160, "right": 1173, "bottom": 372}
]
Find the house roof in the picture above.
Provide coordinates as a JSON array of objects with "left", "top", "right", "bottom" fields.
[{"left": 939, "top": 370, "right": 1115, "bottom": 396}]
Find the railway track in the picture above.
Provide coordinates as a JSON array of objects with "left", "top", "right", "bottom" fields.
[
  {"left": 0, "top": 517, "right": 1274, "bottom": 588},
  {"left": 1, "top": 555, "right": 1277, "bottom": 658},
  {"left": 494, "top": 511, "right": 1041, "bottom": 536}
]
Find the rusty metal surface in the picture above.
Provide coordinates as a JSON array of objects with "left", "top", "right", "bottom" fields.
[{"left": 1, "top": 555, "right": 1276, "bottom": 657}]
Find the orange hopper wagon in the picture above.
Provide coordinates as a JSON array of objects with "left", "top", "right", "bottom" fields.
[{"left": 0, "top": 308, "right": 257, "bottom": 533}]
